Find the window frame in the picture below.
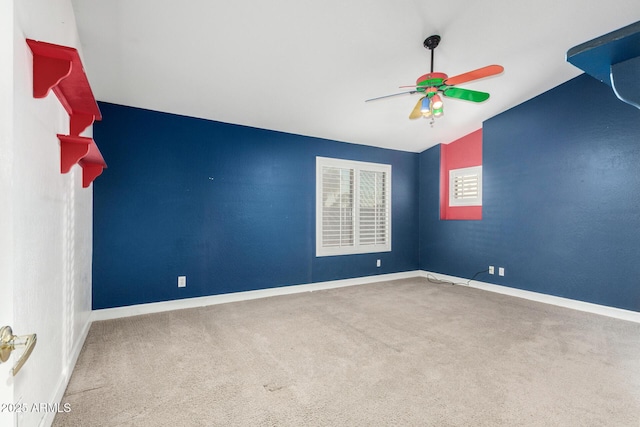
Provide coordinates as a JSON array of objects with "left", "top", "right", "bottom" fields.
[
  {"left": 316, "top": 156, "right": 392, "bottom": 257},
  {"left": 449, "top": 165, "right": 483, "bottom": 207}
]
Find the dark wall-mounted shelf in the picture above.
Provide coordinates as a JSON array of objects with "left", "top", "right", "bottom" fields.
[
  {"left": 567, "top": 21, "right": 640, "bottom": 109},
  {"left": 27, "top": 38, "right": 106, "bottom": 187}
]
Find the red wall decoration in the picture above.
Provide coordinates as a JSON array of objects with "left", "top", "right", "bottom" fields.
[
  {"left": 440, "top": 128, "right": 482, "bottom": 220},
  {"left": 27, "top": 39, "right": 106, "bottom": 188}
]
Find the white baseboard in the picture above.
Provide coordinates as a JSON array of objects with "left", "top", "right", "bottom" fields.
[
  {"left": 43, "top": 313, "right": 92, "bottom": 427},
  {"left": 90, "top": 270, "right": 639, "bottom": 324},
  {"left": 91, "top": 271, "right": 421, "bottom": 322},
  {"left": 419, "top": 270, "right": 640, "bottom": 323}
]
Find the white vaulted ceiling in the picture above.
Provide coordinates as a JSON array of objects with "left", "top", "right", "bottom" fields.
[{"left": 70, "top": 0, "right": 640, "bottom": 152}]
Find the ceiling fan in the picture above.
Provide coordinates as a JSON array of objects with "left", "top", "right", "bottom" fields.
[{"left": 366, "top": 35, "right": 504, "bottom": 122}]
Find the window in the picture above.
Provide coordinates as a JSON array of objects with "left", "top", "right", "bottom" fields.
[
  {"left": 449, "top": 166, "right": 482, "bottom": 207},
  {"left": 316, "top": 157, "right": 391, "bottom": 256}
]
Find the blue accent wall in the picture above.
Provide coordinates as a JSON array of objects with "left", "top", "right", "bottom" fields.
[
  {"left": 93, "top": 103, "right": 419, "bottom": 309},
  {"left": 419, "top": 74, "right": 640, "bottom": 312}
]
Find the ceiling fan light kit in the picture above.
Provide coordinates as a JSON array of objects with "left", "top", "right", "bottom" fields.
[
  {"left": 366, "top": 35, "right": 503, "bottom": 126},
  {"left": 420, "top": 97, "right": 431, "bottom": 114},
  {"left": 431, "top": 94, "right": 443, "bottom": 110}
]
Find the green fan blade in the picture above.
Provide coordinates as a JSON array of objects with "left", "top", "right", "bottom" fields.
[{"left": 443, "top": 87, "right": 490, "bottom": 102}]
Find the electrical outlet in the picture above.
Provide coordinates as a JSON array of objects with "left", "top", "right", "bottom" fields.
[
  {"left": 376, "top": 259, "right": 381, "bottom": 267},
  {"left": 498, "top": 267, "right": 505, "bottom": 277},
  {"left": 178, "top": 276, "right": 187, "bottom": 288},
  {"left": 489, "top": 266, "right": 494, "bottom": 275}
]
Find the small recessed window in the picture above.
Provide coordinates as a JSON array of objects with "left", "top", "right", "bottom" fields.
[{"left": 449, "top": 166, "right": 482, "bottom": 207}]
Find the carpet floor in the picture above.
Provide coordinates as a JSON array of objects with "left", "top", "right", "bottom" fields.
[{"left": 53, "top": 278, "right": 640, "bottom": 426}]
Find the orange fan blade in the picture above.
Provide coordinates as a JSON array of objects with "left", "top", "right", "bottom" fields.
[
  {"left": 409, "top": 97, "right": 425, "bottom": 120},
  {"left": 444, "top": 65, "right": 504, "bottom": 86}
]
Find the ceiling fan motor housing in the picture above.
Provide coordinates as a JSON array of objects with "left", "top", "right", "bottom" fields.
[
  {"left": 423, "top": 35, "right": 441, "bottom": 50},
  {"left": 416, "top": 72, "right": 448, "bottom": 91}
]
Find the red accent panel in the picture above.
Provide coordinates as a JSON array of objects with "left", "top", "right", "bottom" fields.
[
  {"left": 27, "top": 39, "right": 102, "bottom": 135},
  {"left": 440, "top": 129, "right": 483, "bottom": 220}
]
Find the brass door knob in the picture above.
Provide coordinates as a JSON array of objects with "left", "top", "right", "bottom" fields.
[{"left": 0, "top": 326, "right": 37, "bottom": 376}]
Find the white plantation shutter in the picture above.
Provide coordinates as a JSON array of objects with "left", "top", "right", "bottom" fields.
[
  {"left": 359, "top": 170, "right": 388, "bottom": 246},
  {"left": 316, "top": 157, "right": 391, "bottom": 256},
  {"left": 449, "top": 166, "right": 482, "bottom": 207},
  {"left": 321, "top": 166, "right": 354, "bottom": 248},
  {"left": 453, "top": 173, "right": 479, "bottom": 199}
]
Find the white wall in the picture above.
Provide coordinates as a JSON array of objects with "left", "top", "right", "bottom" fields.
[
  {"left": 10, "top": 1, "right": 93, "bottom": 426},
  {"left": 0, "top": 0, "right": 16, "bottom": 425}
]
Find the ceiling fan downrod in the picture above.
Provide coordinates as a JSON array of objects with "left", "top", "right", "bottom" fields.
[{"left": 423, "top": 35, "right": 441, "bottom": 74}]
